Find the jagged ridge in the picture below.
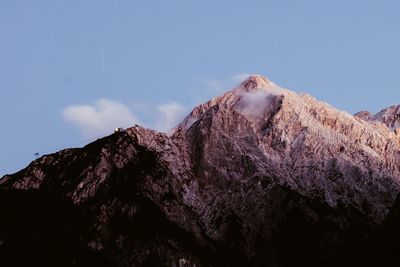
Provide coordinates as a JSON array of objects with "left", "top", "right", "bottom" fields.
[{"left": 1, "top": 75, "right": 400, "bottom": 267}]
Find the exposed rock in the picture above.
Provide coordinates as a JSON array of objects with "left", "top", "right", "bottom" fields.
[
  {"left": 354, "top": 110, "right": 372, "bottom": 121},
  {"left": 1, "top": 75, "right": 400, "bottom": 266},
  {"left": 356, "top": 104, "right": 400, "bottom": 130}
]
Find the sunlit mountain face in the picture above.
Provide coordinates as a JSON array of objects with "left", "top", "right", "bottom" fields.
[{"left": 1, "top": 75, "right": 400, "bottom": 267}]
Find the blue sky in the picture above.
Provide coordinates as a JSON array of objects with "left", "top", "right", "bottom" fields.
[{"left": 1, "top": 0, "right": 399, "bottom": 176}]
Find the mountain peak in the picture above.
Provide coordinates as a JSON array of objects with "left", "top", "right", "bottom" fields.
[
  {"left": 2, "top": 74, "right": 400, "bottom": 266},
  {"left": 373, "top": 105, "right": 400, "bottom": 130},
  {"left": 239, "top": 74, "right": 277, "bottom": 92},
  {"left": 356, "top": 105, "right": 400, "bottom": 131}
]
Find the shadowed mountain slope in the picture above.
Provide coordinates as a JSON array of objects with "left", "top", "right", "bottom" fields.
[{"left": 1, "top": 75, "right": 400, "bottom": 266}]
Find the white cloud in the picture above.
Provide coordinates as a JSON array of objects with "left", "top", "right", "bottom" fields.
[
  {"left": 238, "top": 89, "right": 281, "bottom": 120},
  {"left": 155, "top": 102, "right": 187, "bottom": 133},
  {"left": 204, "top": 73, "right": 252, "bottom": 94},
  {"left": 240, "top": 90, "right": 271, "bottom": 118},
  {"left": 63, "top": 74, "right": 254, "bottom": 137},
  {"left": 63, "top": 99, "right": 187, "bottom": 136},
  {"left": 63, "top": 99, "right": 140, "bottom": 137},
  {"left": 232, "top": 73, "right": 251, "bottom": 82}
]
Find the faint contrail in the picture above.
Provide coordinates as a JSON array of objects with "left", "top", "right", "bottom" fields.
[{"left": 100, "top": 47, "right": 106, "bottom": 70}]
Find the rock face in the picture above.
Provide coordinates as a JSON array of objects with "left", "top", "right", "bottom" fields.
[
  {"left": 356, "top": 105, "right": 400, "bottom": 131},
  {"left": 1, "top": 75, "right": 400, "bottom": 266}
]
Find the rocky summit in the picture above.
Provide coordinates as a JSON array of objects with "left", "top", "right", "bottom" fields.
[{"left": 1, "top": 75, "right": 400, "bottom": 267}]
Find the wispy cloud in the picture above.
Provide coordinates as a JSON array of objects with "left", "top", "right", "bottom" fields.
[
  {"left": 239, "top": 90, "right": 272, "bottom": 118},
  {"left": 63, "top": 99, "right": 187, "bottom": 137},
  {"left": 63, "top": 74, "right": 252, "bottom": 137},
  {"left": 238, "top": 87, "right": 282, "bottom": 120},
  {"left": 232, "top": 73, "right": 251, "bottom": 82},
  {"left": 204, "top": 73, "right": 252, "bottom": 94},
  {"left": 155, "top": 102, "right": 187, "bottom": 133},
  {"left": 63, "top": 99, "right": 139, "bottom": 137}
]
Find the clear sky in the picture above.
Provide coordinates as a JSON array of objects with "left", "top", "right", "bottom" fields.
[{"left": 1, "top": 0, "right": 399, "bottom": 176}]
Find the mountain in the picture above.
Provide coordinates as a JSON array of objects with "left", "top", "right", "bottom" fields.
[
  {"left": 356, "top": 105, "right": 400, "bottom": 131},
  {"left": 1, "top": 75, "right": 400, "bottom": 266}
]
